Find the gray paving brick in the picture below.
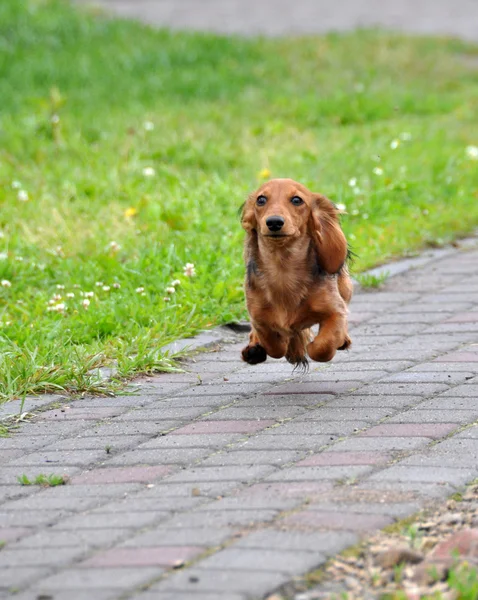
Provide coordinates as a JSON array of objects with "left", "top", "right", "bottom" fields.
[
  {"left": 13, "top": 528, "right": 131, "bottom": 549},
  {"left": 0, "top": 546, "right": 85, "bottom": 568},
  {"left": 195, "top": 494, "right": 297, "bottom": 511},
  {"left": 34, "top": 567, "right": 162, "bottom": 590},
  {"left": 293, "top": 407, "right": 394, "bottom": 422},
  {"left": 379, "top": 371, "right": 474, "bottom": 384},
  {"left": 367, "top": 465, "right": 478, "bottom": 484},
  {"left": 174, "top": 382, "right": 268, "bottom": 397},
  {"left": 87, "top": 495, "right": 202, "bottom": 513},
  {"left": 150, "top": 568, "right": 289, "bottom": 595},
  {"left": 139, "top": 480, "right": 242, "bottom": 498},
  {"left": 304, "top": 502, "right": 420, "bottom": 518},
  {"left": 1, "top": 495, "right": 104, "bottom": 513},
  {"left": 325, "top": 395, "right": 420, "bottom": 409},
  {"left": 46, "top": 434, "right": 147, "bottom": 451},
  {"left": 438, "top": 384, "right": 478, "bottom": 397},
  {"left": 455, "top": 426, "right": 478, "bottom": 439},
  {"left": 199, "top": 449, "right": 302, "bottom": 466},
  {"left": 162, "top": 509, "right": 279, "bottom": 528},
  {"left": 236, "top": 434, "right": 333, "bottom": 451},
  {"left": 29, "top": 482, "right": 144, "bottom": 498},
  {"left": 132, "top": 593, "right": 246, "bottom": 600},
  {"left": 9, "top": 590, "right": 119, "bottom": 600},
  {"left": 410, "top": 362, "right": 478, "bottom": 372},
  {"left": 353, "top": 383, "right": 450, "bottom": 396},
  {"left": 196, "top": 547, "right": 326, "bottom": 573},
  {"left": 79, "top": 420, "right": 181, "bottom": 437},
  {"left": 265, "top": 465, "right": 372, "bottom": 482},
  {"left": 162, "top": 464, "right": 274, "bottom": 483},
  {"left": 325, "top": 437, "right": 433, "bottom": 452},
  {"left": 0, "top": 509, "right": 72, "bottom": 528},
  {"left": 139, "top": 433, "right": 245, "bottom": 449},
  {"left": 121, "top": 526, "right": 233, "bottom": 548},
  {"left": 238, "top": 394, "right": 335, "bottom": 406},
  {"left": 201, "top": 404, "right": 306, "bottom": 420},
  {"left": 51, "top": 511, "right": 168, "bottom": 530},
  {"left": 114, "top": 406, "right": 206, "bottom": 421},
  {"left": 7, "top": 448, "right": 105, "bottom": 467},
  {"left": 261, "top": 421, "right": 371, "bottom": 436},
  {"left": 0, "top": 566, "right": 48, "bottom": 590},
  {"left": 105, "top": 446, "right": 210, "bottom": 466},
  {"left": 385, "top": 409, "right": 478, "bottom": 423},
  {"left": 355, "top": 481, "right": 457, "bottom": 500},
  {"left": 234, "top": 529, "right": 357, "bottom": 554}
]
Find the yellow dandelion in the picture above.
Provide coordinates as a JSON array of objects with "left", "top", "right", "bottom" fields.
[
  {"left": 258, "top": 168, "right": 271, "bottom": 180},
  {"left": 124, "top": 207, "right": 138, "bottom": 218}
]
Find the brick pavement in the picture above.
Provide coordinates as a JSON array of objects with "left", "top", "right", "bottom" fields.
[{"left": 1, "top": 241, "right": 478, "bottom": 599}]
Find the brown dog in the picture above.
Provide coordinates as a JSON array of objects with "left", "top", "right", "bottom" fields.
[{"left": 241, "top": 178, "right": 352, "bottom": 367}]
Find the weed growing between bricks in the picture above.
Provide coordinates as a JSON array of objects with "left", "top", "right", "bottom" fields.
[{"left": 274, "top": 482, "right": 478, "bottom": 600}]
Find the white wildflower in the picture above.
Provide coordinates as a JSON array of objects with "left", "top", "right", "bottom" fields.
[
  {"left": 102, "top": 285, "right": 111, "bottom": 292},
  {"left": 56, "top": 284, "right": 65, "bottom": 290},
  {"left": 15, "top": 256, "right": 23, "bottom": 262},
  {"left": 11, "top": 181, "right": 21, "bottom": 189},
  {"left": 165, "top": 286, "right": 175, "bottom": 294},
  {"left": 142, "top": 167, "right": 156, "bottom": 177},
  {"left": 113, "top": 282, "right": 121, "bottom": 289},
  {"left": 348, "top": 178, "right": 357, "bottom": 187},
  {"left": 143, "top": 121, "right": 155, "bottom": 131},
  {"left": 362, "top": 213, "right": 369, "bottom": 220},
  {"left": 335, "top": 203, "right": 346, "bottom": 212},
  {"left": 95, "top": 281, "right": 103, "bottom": 287},
  {"left": 51, "top": 114, "right": 60, "bottom": 124},
  {"left": 17, "top": 190, "right": 29, "bottom": 202},
  {"left": 390, "top": 139, "right": 400, "bottom": 149},
  {"left": 84, "top": 291, "right": 94, "bottom": 298},
  {"left": 1, "top": 279, "right": 11, "bottom": 288},
  {"left": 373, "top": 167, "right": 383, "bottom": 176},
  {"left": 136, "top": 287, "right": 145, "bottom": 294},
  {"left": 171, "top": 279, "right": 181, "bottom": 287},
  {"left": 66, "top": 292, "right": 75, "bottom": 298},
  {"left": 81, "top": 298, "right": 90, "bottom": 309},
  {"left": 163, "top": 297, "right": 171, "bottom": 302},
  {"left": 183, "top": 263, "right": 196, "bottom": 277},
  {"left": 400, "top": 132, "right": 412, "bottom": 141},
  {"left": 465, "top": 145, "right": 478, "bottom": 160},
  {"left": 0, "top": 252, "right": 7, "bottom": 261},
  {"left": 47, "top": 303, "right": 66, "bottom": 313},
  {"left": 353, "top": 187, "right": 362, "bottom": 195},
  {"left": 52, "top": 294, "right": 62, "bottom": 301},
  {"left": 0, "top": 230, "right": 4, "bottom": 238},
  {"left": 108, "top": 241, "right": 121, "bottom": 253}
]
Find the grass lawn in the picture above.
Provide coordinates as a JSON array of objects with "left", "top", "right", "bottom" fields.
[{"left": 1, "top": 0, "right": 478, "bottom": 402}]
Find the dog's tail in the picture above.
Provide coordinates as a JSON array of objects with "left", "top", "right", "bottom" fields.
[{"left": 286, "top": 329, "right": 311, "bottom": 372}]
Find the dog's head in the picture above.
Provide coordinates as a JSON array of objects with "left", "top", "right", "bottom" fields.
[{"left": 241, "top": 178, "right": 348, "bottom": 274}]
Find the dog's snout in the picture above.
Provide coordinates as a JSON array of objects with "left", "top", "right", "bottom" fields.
[{"left": 266, "top": 216, "right": 285, "bottom": 232}]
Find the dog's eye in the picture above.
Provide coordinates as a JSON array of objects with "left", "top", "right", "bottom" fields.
[
  {"left": 291, "top": 196, "right": 304, "bottom": 206},
  {"left": 256, "top": 195, "right": 267, "bottom": 206}
]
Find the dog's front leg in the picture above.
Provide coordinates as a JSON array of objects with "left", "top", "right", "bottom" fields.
[
  {"left": 241, "top": 324, "right": 287, "bottom": 364},
  {"left": 307, "top": 312, "right": 349, "bottom": 362}
]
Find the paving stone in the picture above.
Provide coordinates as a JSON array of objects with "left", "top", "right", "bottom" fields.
[
  {"left": 359, "top": 423, "right": 457, "bottom": 438},
  {"left": 438, "top": 384, "right": 478, "bottom": 397},
  {"left": 235, "top": 529, "right": 358, "bottom": 554},
  {"left": 14, "top": 528, "right": 131, "bottom": 549},
  {"left": 121, "top": 526, "right": 233, "bottom": 548},
  {"left": 1, "top": 495, "right": 103, "bottom": 513},
  {"left": 455, "top": 426, "right": 478, "bottom": 439},
  {"left": 296, "top": 451, "right": 390, "bottom": 467},
  {"left": 174, "top": 382, "right": 268, "bottom": 396},
  {"left": 265, "top": 381, "right": 363, "bottom": 395},
  {"left": 195, "top": 494, "right": 297, "bottom": 511},
  {"left": 51, "top": 511, "right": 168, "bottom": 530},
  {"left": 282, "top": 510, "right": 393, "bottom": 532},
  {"left": 141, "top": 480, "right": 242, "bottom": 498},
  {"left": 240, "top": 481, "right": 334, "bottom": 500},
  {"left": 114, "top": 406, "right": 206, "bottom": 421},
  {"left": 261, "top": 421, "right": 371, "bottom": 436},
  {"left": 411, "top": 362, "right": 478, "bottom": 372},
  {"left": 367, "top": 465, "right": 478, "bottom": 484},
  {"left": 417, "top": 397, "right": 478, "bottom": 410},
  {"left": 105, "top": 447, "right": 211, "bottom": 466},
  {"left": 47, "top": 435, "right": 147, "bottom": 451},
  {"left": 81, "top": 545, "right": 203, "bottom": 568},
  {"left": 79, "top": 420, "right": 180, "bottom": 436},
  {"left": 200, "top": 449, "right": 301, "bottom": 466},
  {"left": 325, "top": 395, "right": 420, "bottom": 409},
  {"left": 385, "top": 409, "right": 478, "bottom": 424},
  {"left": 293, "top": 407, "right": 393, "bottom": 422},
  {"left": 149, "top": 568, "right": 289, "bottom": 595},
  {"left": 31, "top": 482, "right": 143, "bottom": 498},
  {"left": 10, "top": 590, "right": 119, "bottom": 600},
  {"left": 35, "top": 567, "right": 163, "bottom": 590},
  {"left": 355, "top": 481, "right": 457, "bottom": 500},
  {"left": 326, "top": 436, "right": 433, "bottom": 452},
  {"left": 0, "top": 566, "right": 48, "bottom": 590},
  {"left": 352, "top": 383, "right": 450, "bottom": 396},
  {"left": 169, "top": 420, "right": 275, "bottom": 435},
  {"left": 303, "top": 370, "right": 388, "bottom": 382},
  {"left": 71, "top": 465, "right": 174, "bottom": 485},
  {"left": 160, "top": 509, "right": 279, "bottom": 529},
  {"left": 7, "top": 448, "right": 106, "bottom": 467},
  {"left": 40, "top": 406, "right": 125, "bottom": 421},
  {"left": 0, "top": 510, "right": 72, "bottom": 528},
  {"left": 196, "top": 547, "right": 326, "bottom": 573},
  {"left": 0, "top": 434, "right": 59, "bottom": 451},
  {"left": 304, "top": 502, "right": 420, "bottom": 519},
  {"left": 379, "top": 371, "right": 474, "bottom": 384},
  {"left": 0, "top": 527, "right": 32, "bottom": 544},
  {"left": 266, "top": 465, "right": 372, "bottom": 482},
  {"left": 139, "top": 432, "right": 245, "bottom": 449},
  {"left": 163, "top": 464, "right": 275, "bottom": 484},
  {"left": 0, "top": 546, "right": 85, "bottom": 568},
  {"left": 238, "top": 393, "right": 336, "bottom": 406},
  {"left": 87, "top": 495, "right": 202, "bottom": 513},
  {"left": 131, "top": 593, "right": 245, "bottom": 600},
  {"left": 201, "top": 405, "right": 306, "bottom": 420},
  {"left": 236, "top": 434, "right": 334, "bottom": 451},
  {"left": 435, "top": 351, "right": 478, "bottom": 362}
]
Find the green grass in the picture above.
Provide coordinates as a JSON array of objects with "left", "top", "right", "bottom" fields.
[
  {"left": 17, "top": 473, "right": 69, "bottom": 487},
  {"left": 355, "top": 271, "right": 390, "bottom": 289},
  {"left": 1, "top": 0, "right": 478, "bottom": 401}
]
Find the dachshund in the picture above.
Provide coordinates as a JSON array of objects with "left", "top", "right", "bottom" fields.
[{"left": 240, "top": 178, "right": 352, "bottom": 367}]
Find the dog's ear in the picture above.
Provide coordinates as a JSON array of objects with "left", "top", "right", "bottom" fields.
[
  {"left": 241, "top": 194, "right": 257, "bottom": 232},
  {"left": 308, "top": 194, "right": 348, "bottom": 274}
]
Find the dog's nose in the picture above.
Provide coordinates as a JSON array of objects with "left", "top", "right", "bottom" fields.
[{"left": 266, "top": 216, "right": 285, "bottom": 232}]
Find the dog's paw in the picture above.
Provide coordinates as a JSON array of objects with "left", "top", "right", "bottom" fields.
[
  {"left": 241, "top": 343, "right": 267, "bottom": 364},
  {"left": 338, "top": 334, "right": 352, "bottom": 351}
]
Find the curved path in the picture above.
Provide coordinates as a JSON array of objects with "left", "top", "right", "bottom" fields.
[{"left": 1, "top": 240, "right": 478, "bottom": 599}]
